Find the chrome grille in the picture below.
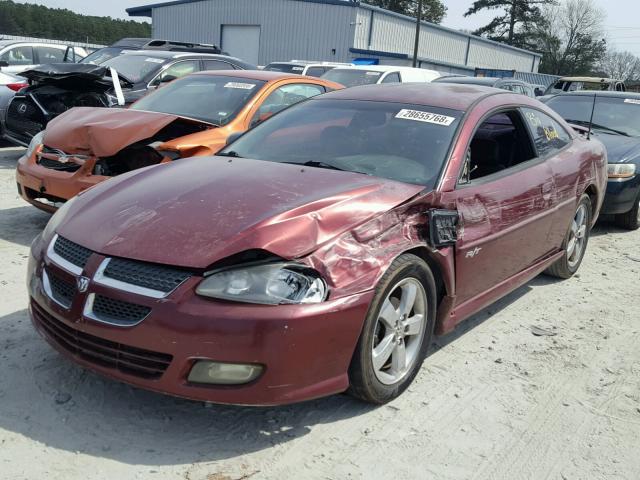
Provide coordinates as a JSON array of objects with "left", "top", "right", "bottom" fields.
[
  {"left": 32, "top": 300, "right": 172, "bottom": 379},
  {"left": 90, "top": 295, "right": 151, "bottom": 326},
  {"left": 103, "top": 258, "right": 191, "bottom": 294},
  {"left": 53, "top": 236, "right": 92, "bottom": 269},
  {"left": 47, "top": 271, "right": 75, "bottom": 309}
]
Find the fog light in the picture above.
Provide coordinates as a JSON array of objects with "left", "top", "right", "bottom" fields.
[{"left": 188, "top": 361, "right": 263, "bottom": 385}]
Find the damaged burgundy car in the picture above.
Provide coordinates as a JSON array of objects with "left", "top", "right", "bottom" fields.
[{"left": 27, "top": 83, "right": 606, "bottom": 405}]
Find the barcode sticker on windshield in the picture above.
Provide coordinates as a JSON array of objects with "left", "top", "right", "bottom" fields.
[
  {"left": 224, "top": 82, "right": 256, "bottom": 90},
  {"left": 395, "top": 109, "right": 455, "bottom": 126},
  {"left": 624, "top": 99, "right": 640, "bottom": 105}
]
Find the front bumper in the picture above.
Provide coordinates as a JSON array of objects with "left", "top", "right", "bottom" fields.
[
  {"left": 16, "top": 153, "right": 106, "bottom": 212},
  {"left": 601, "top": 174, "right": 640, "bottom": 215},
  {"left": 27, "top": 237, "right": 373, "bottom": 406}
]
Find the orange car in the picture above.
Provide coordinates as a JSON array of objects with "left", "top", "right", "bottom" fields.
[{"left": 16, "top": 70, "right": 342, "bottom": 212}]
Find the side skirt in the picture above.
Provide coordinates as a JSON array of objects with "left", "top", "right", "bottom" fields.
[{"left": 436, "top": 250, "right": 564, "bottom": 335}]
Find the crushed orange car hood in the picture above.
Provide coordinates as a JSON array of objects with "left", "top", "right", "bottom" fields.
[{"left": 43, "top": 107, "right": 210, "bottom": 157}]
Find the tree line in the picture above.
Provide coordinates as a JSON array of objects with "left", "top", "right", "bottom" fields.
[
  {"left": 372, "top": 0, "right": 639, "bottom": 80},
  {"left": 0, "top": 0, "right": 151, "bottom": 46}
]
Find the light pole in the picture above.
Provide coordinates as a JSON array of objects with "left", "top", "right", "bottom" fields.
[{"left": 412, "top": 0, "right": 423, "bottom": 68}]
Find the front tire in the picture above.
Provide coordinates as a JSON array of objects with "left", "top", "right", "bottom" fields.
[
  {"left": 546, "top": 194, "right": 592, "bottom": 279},
  {"left": 348, "top": 254, "right": 436, "bottom": 404},
  {"left": 614, "top": 192, "right": 640, "bottom": 230}
]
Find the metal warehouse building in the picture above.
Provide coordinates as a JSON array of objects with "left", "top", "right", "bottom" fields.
[{"left": 127, "top": 0, "right": 542, "bottom": 74}]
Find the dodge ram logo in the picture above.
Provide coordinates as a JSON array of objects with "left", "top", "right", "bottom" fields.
[
  {"left": 17, "top": 103, "right": 27, "bottom": 114},
  {"left": 76, "top": 276, "right": 90, "bottom": 293}
]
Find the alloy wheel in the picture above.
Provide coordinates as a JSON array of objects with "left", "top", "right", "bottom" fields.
[
  {"left": 371, "top": 277, "right": 427, "bottom": 385},
  {"left": 567, "top": 203, "right": 588, "bottom": 269}
]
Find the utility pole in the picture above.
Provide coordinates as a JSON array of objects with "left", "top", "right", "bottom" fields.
[{"left": 412, "top": 0, "right": 423, "bottom": 67}]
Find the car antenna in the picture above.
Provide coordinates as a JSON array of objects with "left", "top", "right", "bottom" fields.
[{"left": 586, "top": 93, "right": 597, "bottom": 140}]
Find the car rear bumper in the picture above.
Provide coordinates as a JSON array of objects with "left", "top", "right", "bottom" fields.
[
  {"left": 27, "top": 237, "right": 373, "bottom": 406},
  {"left": 16, "top": 153, "right": 105, "bottom": 212},
  {"left": 601, "top": 175, "right": 640, "bottom": 215}
]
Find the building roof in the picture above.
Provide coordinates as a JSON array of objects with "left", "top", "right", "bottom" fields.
[
  {"left": 126, "top": 0, "right": 541, "bottom": 60},
  {"left": 316, "top": 82, "right": 511, "bottom": 111}
]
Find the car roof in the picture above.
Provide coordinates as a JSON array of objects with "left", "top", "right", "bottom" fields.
[
  {"left": 547, "top": 91, "right": 640, "bottom": 100},
  {"left": 556, "top": 76, "right": 620, "bottom": 83},
  {"left": 316, "top": 82, "right": 511, "bottom": 111},
  {"left": 435, "top": 76, "right": 501, "bottom": 86},
  {"left": 119, "top": 49, "right": 240, "bottom": 61},
  {"left": 192, "top": 70, "right": 319, "bottom": 81},
  {"left": 329, "top": 65, "right": 435, "bottom": 73},
  {"left": 0, "top": 40, "right": 66, "bottom": 47}
]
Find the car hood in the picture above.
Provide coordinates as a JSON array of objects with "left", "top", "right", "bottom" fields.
[
  {"left": 595, "top": 133, "right": 640, "bottom": 164},
  {"left": 19, "top": 63, "right": 133, "bottom": 90},
  {"left": 55, "top": 157, "right": 424, "bottom": 269},
  {"left": 44, "top": 107, "right": 214, "bottom": 157}
]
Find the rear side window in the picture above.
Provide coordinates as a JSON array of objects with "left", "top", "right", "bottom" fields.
[
  {"left": 0, "top": 46, "right": 34, "bottom": 65},
  {"left": 203, "top": 60, "right": 235, "bottom": 71},
  {"left": 381, "top": 72, "right": 401, "bottom": 84},
  {"left": 35, "top": 46, "right": 64, "bottom": 63},
  {"left": 522, "top": 108, "right": 571, "bottom": 157},
  {"left": 305, "top": 66, "right": 329, "bottom": 77}
]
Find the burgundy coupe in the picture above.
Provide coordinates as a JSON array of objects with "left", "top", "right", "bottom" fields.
[{"left": 27, "top": 83, "right": 607, "bottom": 405}]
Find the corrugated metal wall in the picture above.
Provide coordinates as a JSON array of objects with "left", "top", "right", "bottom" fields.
[
  {"left": 148, "top": 0, "right": 540, "bottom": 72},
  {"left": 151, "top": 0, "right": 356, "bottom": 64},
  {"left": 353, "top": 6, "right": 539, "bottom": 73}
]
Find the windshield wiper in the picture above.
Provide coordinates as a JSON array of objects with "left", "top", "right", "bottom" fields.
[
  {"left": 566, "top": 119, "right": 630, "bottom": 137},
  {"left": 217, "top": 151, "right": 243, "bottom": 158},
  {"left": 281, "top": 160, "right": 347, "bottom": 171}
]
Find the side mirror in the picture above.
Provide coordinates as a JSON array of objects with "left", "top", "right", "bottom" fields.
[
  {"left": 0, "top": 61, "right": 9, "bottom": 68},
  {"left": 160, "top": 74, "right": 178, "bottom": 84},
  {"left": 225, "top": 132, "right": 243, "bottom": 146}
]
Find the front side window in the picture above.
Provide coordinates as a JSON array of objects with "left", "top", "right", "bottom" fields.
[
  {"left": 321, "top": 69, "right": 383, "bottom": 87},
  {"left": 102, "top": 55, "right": 167, "bottom": 83},
  {"left": 462, "top": 110, "right": 536, "bottom": 182},
  {"left": 250, "top": 83, "right": 325, "bottom": 127},
  {"left": 522, "top": 108, "right": 571, "bottom": 157},
  {"left": 153, "top": 60, "right": 199, "bottom": 85},
  {"left": 545, "top": 95, "right": 640, "bottom": 137},
  {"left": 0, "top": 46, "right": 33, "bottom": 65},
  {"left": 131, "top": 75, "right": 266, "bottom": 126},
  {"left": 223, "top": 99, "right": 462, "bottom": 187}
]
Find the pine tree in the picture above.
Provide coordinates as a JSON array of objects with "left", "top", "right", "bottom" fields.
[{"left": 464, "top": 0, "right": 555, "bottom": 47}]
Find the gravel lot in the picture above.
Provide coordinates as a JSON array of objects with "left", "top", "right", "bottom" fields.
[{"left": 1, "top": 146, "right": 639, "bottom": 480}]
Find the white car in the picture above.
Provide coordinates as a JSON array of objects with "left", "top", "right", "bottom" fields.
[
  {"left": 263, "top": 60, "right": 352, "bottom": 78},
  {"left": 0, "top": 41, "right": 88, "bottom": 74},
  {"left": 321, "top": 65, "right": 441, "bottom": 87}
]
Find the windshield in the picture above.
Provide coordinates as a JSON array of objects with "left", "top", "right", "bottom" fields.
[
  {"left": 131, "top": 75, "right": 266, "bottom": 126},
  {"left": 264, "top": 63, "right": 305, "bottom": 74},
  {"left": 546, "top": 95, "right": 640, "bottom": 137},
  {"left": 81, "top": 47, "right": 124, "bottom": 65},
  {"left": 102, "top": 55, "right": 166, "bottom": 83},
  {"left": 321, "top": 69, "right": 383, "bottom": 87},
  {"left": 219, "top": 99, "right": 462, "bottom": 187}
]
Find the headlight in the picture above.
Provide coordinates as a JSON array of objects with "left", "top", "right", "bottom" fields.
[
  {"left": 26, "top": 131, "right": 45, "bottom": 158},
  {"left": 608, "top": 163, "right": 636, "bottom": 179},
  {"left": 42, "top": 195, "right": 78, "bottom": 241},
  {"left": 196, "top": 262, "right": 328, "bottom": 305}
]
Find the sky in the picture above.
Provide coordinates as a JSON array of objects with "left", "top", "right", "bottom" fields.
[{"left": 13, "top": 0, "right": 640, "bottom": 56}]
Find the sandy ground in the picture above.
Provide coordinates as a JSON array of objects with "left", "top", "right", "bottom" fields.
[{"left": 0, "top": 146, "right": 639, "bottom": 480}]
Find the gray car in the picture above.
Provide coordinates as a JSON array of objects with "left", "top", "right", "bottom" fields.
[{"left": 0, "top": 70, "right": 27, "bottom": 137}]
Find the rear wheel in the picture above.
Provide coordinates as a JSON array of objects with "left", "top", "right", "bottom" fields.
[
  {"left": 348, "top": 254, "right": 436, "bottom": 404},
  {"left": 546, "top": 194, "right": 592, "bottom": 279},
  {"left": 614, "top": 193, "right": 640, "bottom": 230}
]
